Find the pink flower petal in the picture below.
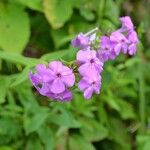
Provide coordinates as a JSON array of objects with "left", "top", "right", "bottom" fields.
[
  {"left": 84, "top": 87, "right": 94, "bottom": 99},
  {"left": 51, "top": 79, "right": 65, "bottom": 94},
  {"left": 62, "top": 74, "right": 75, "bottom": 87},
  {"left": 78, "top": 78, "right": 89, "bottom": 91}
]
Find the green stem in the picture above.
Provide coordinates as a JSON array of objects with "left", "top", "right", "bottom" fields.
[
  {"left": 138, "top": 43, "right": 146, "bottom": 132},
  {"left": 85, "top": 27, "right": 99, "bottom": 36}
]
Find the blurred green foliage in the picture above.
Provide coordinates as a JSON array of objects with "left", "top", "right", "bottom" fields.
[{"left": 0, "top": 0, "right": 150, "bottom": 150}]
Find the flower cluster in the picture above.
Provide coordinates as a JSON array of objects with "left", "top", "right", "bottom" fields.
[
  {"left": 29, "top": 16, "right": 139, "bottom": 102},
  {"left": 97, "top": 16, "right": 138, "bottom": 62},
  {"left": 29, "top": 61, "right": 75, "bottom": 101}
]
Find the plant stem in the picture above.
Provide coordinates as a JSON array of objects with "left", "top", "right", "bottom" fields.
[
  {"left": 138, "top": 43, "right": 146, "bottom": 132},
  {"left": 85, "top": 27, "right": 99, "bottom": 36}
]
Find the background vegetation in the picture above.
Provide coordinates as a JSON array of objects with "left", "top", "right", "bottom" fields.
[{"left": 0, "top": 0, "right": 150, "bottom": 150}]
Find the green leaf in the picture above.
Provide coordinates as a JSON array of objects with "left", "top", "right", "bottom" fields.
[
  {"left": 80, "top": 9, "right": 95, "bottom": 21},
  {"left": 80, "top": 118, "right": 108, "bottom": 142},
  {"left": 0, "top": 3, "right": 30, "bottom": 53},
  {"left": 48, "top": 108, "right": 81, "bottom": 128},
  {"left": 97, "top": 0, "right": 105, "bottom": 21},
  {"left": 0, "top": 146, "right": 14, "bottom": 150},
  {"left": 0, "top": 77, "right": 11, "bottom": 104},
  {"left": 69, "top": 134, "right": 95, "bottom": 150},
  {"left": 137, "top": 134, "right": 150, "bottom": 150},
  {"left": 37, "top": 126, "right": 54, "bottom": 150},
  {"left": 0, "top": 82, "right": 7, "bottom": 104},
  {"left": 125, "top": 57, "right": 140, "bottom": 67},
  {"left": 43, "top": 0, "right": 73, "bottom": 29},
  {"left": 25, "top": 135, "right": 43, "bottom": 150},
  {"left": 72, "top": 94, "right": 96, "bottom": 118},
  {"left": 55, "top": 130, "right": 67, "bottom": 150},
  {"left": 15, "top": 0, "right": 43, "bottom": 11},
  {"left": 41, "top": 49, "right": 70, "bottom": 61},
  {"left": 117, "top": 99, "right": 136, "bottom": 120},
  {"left": 109, "top": 118, "right": 131, "bottom": 150},
  {"left": 100, "top": 19, "right": 116, "bottom": 33},
  {"left": 10, "top": 67, "right": 30, "bottom": 87},
  {"left": 16, "top": 83, "right": 40, "bottom": 112},
  {"left": 104, "top": 0, "right": 119, "bottom": 25},
  {"left": 0, "top": 51, "right": 42, "bottom": 66},
  {"left": 50, "top": 28, "right": 74, "bottom": 49},
  {"left": 24, "top": 108, "right": 49, "bottom": 134},
  {"left": 104, "top": 92, "right": 121, "bottom": 112},
  {"left": 0, "top": 118, "right": 21, "bottom": 140}
]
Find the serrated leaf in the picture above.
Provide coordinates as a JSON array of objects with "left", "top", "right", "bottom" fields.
[
  {"left": 43, "top": 0, "right": 73, "bottom": 29},
  {"left": 0, "top": 3, "right": 30, "bottom": 53}
]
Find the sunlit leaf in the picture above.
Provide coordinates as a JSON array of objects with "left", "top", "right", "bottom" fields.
[
  {"left": 15, "top": 0, "right": 43, "bottom": 11},
  {"left": 0, "top": 51, "right": 43, "bottom": 66},
  {"left": 0, "top": 3, "right": 30, "bottom": 53},
  {"left": 43, "top": 0, "right": 73, "bottom": 29}
]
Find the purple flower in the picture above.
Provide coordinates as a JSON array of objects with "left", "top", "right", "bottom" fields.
[
  {"left": 46, "top": 90, "right": 72, "bottom": 102},
  {"left": 71, "top": 33, "right": 90, "bottom": 49},
  {"left": 97, "top": 36, "right": 116, "bottom": 62},
  {"left": 29, "top": 64, "right": 52, "bottom": 95},
  {"left": 77, "top": 50, "right": 103, "bottom": 76},
  {"left": 127, "top": 31, "right": 139, "bottom": 55},
  {"left": 110, "top": 31, "right": 129, "bottom": 55},
  {"left": 29, "top": 61, "right": 75, "bottom": 101},
  {"left": 48, "top": 61, "right": 75, "bottom": 94},
  {"left": 78, "top": 74, "right": 101, "bottom": 99},
  {"left": 119, "top": 16, "right": 134, "bottom": 32}
]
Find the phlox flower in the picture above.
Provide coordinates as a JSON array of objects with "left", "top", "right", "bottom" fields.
[
  {"left": 110, "top": 31, "right": 129, "bottom": 55},
  {"left": 119, "top": 16, "right": 134, "bottom": 32},
  {"left": 71, "top": 33, "right": 90, "bottom": 49},
  {"left": 78, "top": 74, "right": 101, "bottom": 99},
  {"left": 127, "top": 31, "right": 139, "bottom": 55},
  {"left": 97, "top": 36, "right": 116, "bottom": 62},
  {"left": 77, "top": 50, "right": 103, "bottom": 76},
  {"left": 29, "top": 61, "right": 75, "bottom": 101}
]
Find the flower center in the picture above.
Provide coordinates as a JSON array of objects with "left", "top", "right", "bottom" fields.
[
  {"left": 56, "top": 73, "right": 61, "bottom": 78},
  {"left": 121, "top": 39, "right": 125, "bottom": 43},
  {"left": 92, "top": 81, "right": 96, "bottom": 85},
  {"left": 90, "top": 59, "right": 95, "bottom": 63},
  {"left": 105, "top": 47, "right": 109, "bottom": 51}
]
